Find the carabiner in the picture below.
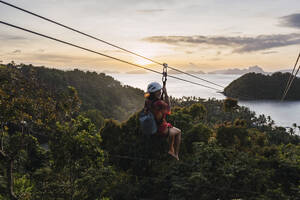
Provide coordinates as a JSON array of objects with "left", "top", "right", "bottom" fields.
[{"left": 162, "top": 63, "right": 168, "bottom": 84}]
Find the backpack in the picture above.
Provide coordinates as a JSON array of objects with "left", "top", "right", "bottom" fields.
[{"left": 139, "top": 100, "right": 157, "bottom": 136}]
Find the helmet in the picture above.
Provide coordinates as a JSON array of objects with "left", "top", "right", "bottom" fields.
[{"left": 147, "top": 82, "right": 162, "bottom": 93}]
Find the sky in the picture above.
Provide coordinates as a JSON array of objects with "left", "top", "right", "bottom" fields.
[{"left": 0, "top": 0, "right": 300, "bottom": 73}]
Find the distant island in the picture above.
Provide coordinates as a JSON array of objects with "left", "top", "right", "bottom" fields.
[
  {"left": 101, "top": 70, "right": 120, "bottom": 74},
  {"left": 185, "top": 70, "right": 205, "bottom": 74},
  {"left": 168, "top": 66, "right": 266, "bottom": 75},
  {"left": 108, "top": 65, "right": 283, "bottom": 75},
  {"left": 224, "top": 72, "right": 300, "bottom": 100},
  {"left": 208, "top": 65, "right": 266, "bottom": 75},
  {"left": 126, "top": 70, "right": 148, "bottom": 74}
]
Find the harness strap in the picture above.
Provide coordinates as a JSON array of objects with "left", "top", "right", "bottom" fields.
[
  {"left": 144, "top": 99, "right": 164, "bottom": 125},
  {"left": 161, "top": 63, "right": 168, "bottom": 100},
  {"left": 144, "top": 99, "right": 157, "bottom": 113}
]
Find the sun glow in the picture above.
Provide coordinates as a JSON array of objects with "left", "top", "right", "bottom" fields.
[
  {"left": 134, "top": 57, "right": 154, "bottom": 66},
  {"left": 131, "top": 44, "right": 159, "bottom": 66}
]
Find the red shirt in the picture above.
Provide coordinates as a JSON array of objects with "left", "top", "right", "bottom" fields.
[
  {"left": 152, "top": 100, "right": 171, "bottom": 122},
  {"left": 145, "top": 99, "right": 172, "bottom": 134}
]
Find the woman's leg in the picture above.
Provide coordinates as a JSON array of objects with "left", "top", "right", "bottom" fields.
[
  {"left": 161, "top": 127, "right": 176, "bottom": 158},
  {"left": 167, "top": 127, "right": 181, "bottom": 160},
  {"left": 172, "top": 127, "right": 181, "bottom": 158},
  {"left": 168, "top": 129, "right": 175, "bottom": 154}
]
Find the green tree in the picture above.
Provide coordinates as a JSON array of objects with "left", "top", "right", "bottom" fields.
[
  {"left": 82, "top": 109, "right": 105, "bottom": 130},
  {"left": 35, "top": 115, "right": 111, "bottom": 200},
  {"left": 0, "top": 66, "right": 80, "bottom": 199}
]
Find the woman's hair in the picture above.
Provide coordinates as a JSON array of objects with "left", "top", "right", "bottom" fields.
[
  {"left": 149, "top": 93, "right": 157, "bottom": 100},
  {"left": 145, "top": 92, "right": 158, "bottom": 100}
]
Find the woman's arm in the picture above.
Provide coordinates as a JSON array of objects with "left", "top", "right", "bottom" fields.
[{"left": 162, "top": 87, "right": 171, "bottom": 106}]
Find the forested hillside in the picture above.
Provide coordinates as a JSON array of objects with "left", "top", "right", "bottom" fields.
[
  {"left": 1, "top": 63, "right": 144, "bottom": 121},
  {"left": 0, "top": 63, "right": 299, "bottom": 200},
  {"left": 224, "top": 72, "right": 300, "bottom": 100}
]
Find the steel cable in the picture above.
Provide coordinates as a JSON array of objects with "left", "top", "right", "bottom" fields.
[
  {"left": 281, "top": 52, "right": 300, "bottom": 101},
  {"left": 0, "top": 20, "right": 222, "bottom": 91},
  {"left": 0, "top": 0, "right": 224, "bottom": 89}
]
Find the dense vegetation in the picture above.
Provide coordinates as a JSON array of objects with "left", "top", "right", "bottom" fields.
[
  {"left": 1, "top": 62, "right": 144, "bottom": 121},
  {"left": 0, "top": 63, "right": 299, "bottom": 200},
  {"left": 224, "top": 72, "right": 300, "bottom": 100}
]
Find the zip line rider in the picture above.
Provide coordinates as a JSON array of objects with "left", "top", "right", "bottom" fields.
[{"left": 144, "top": 82, "right": 181, "bottom": 160}]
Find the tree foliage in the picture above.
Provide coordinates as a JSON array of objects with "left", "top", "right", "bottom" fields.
[
  {"left": 0, "top": 63, "right": 299, "bottom": 199},
  {"left": 224, "top": 72, "right": 300, "bottom": 100}
]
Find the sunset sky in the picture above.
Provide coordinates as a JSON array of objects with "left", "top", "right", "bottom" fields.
[{"left": 1, "top": 0, "right": 300, "bottom": 73}]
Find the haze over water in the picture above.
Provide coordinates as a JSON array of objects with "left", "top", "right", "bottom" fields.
[{"left": 107, "top": 73, "right": 300, "bottom": 128}]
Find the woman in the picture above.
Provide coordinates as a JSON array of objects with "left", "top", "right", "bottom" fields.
[{"left": 144, "top": 82, "right": 181, "bottom": 160}]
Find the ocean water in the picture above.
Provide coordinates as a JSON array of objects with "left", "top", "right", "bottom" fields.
[{"left": 107, "top": 73, "right": 300, "bottom": 128}]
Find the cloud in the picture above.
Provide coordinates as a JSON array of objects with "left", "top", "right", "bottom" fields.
[
  {"left": 143, "top": 33, "right": 300, "bottom": 53},
  {"left": 12, "top": 50, "right": 21, "bottom": 54},
  {"left": 185, "top": 51, "right": 194, "bottom": 54},
  {"left": 280, "top": 13, "right": 300, "bottom": 29},
  {"left": 261, "top": 51, "right": 278, "bottom": 55},
  {"left": 209, "top": 57, "right": 222, "bottom": 61},
  {"left": 30, "top": 53, "right": 110, "bottom": 63},
  {"left": 0, "top": 34, "right": 26, "bottom": 40},
  {"left": 136, "top": 9, "right": 166, "bottom": 13},
  {"left": 36, "top": 49, "right": 45, "bottom": 53},
  {"left": 2, "top": 52, "right": 110, "bottom": 65}
]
